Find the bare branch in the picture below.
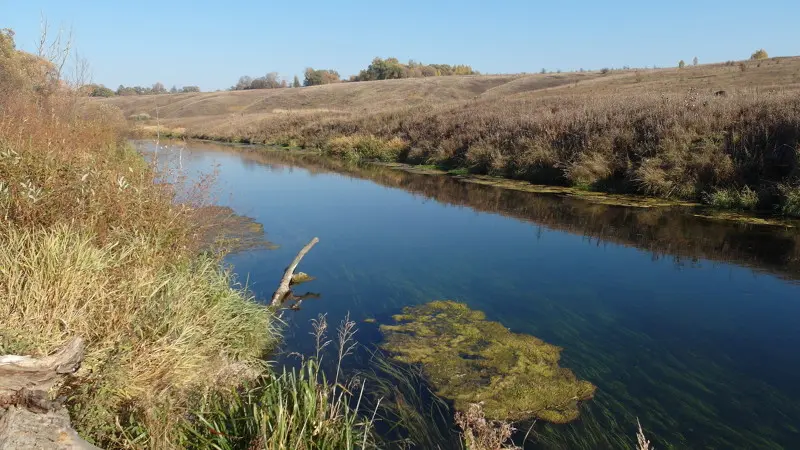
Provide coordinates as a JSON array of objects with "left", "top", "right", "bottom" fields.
[
  {"left": 36, "top": 14, "right": 73, "bottom": 80},
  {"left": 36, "top": 14, "right": 47, "bottom": 58},
  {"left": 271, "top": 238, "right": 319, "bottom": 306}
]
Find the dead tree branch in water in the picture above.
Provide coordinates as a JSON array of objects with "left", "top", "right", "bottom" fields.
[{"left": 271, "top": 237, "right": 319, "bottom": 307}]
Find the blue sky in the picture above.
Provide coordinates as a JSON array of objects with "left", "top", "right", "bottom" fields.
[{"left": 3, "top": 0, "right": 798, "bottom": 91}]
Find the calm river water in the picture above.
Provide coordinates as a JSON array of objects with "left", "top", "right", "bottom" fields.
[{"left": 141, "top": 140, "right": 800, "bottom": 449}]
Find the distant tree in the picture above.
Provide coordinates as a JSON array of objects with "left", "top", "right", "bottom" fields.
[
  {"left": 115, "top": 85, "right": 138, "bottom": 96},
  {"left": 292, "top": 75, "right": 301, "bottom": 88},
  {"left": 181, "top": 85, "right": 200, "bottom": 93},
  {"left": 87, "top": 84, "right": 115, "bottom": 97},
  {"left": 750, "top": 49, "right": 768, "bottom": 60},
  {"left": 169, "top": 85, "right": 178, "bottom": 94},
  {"left": 540, "top": 68, "right": 546, "bottom": 74},
  {"left": 678, "top": 60, "right": 685, "bottom": 69},
  {"left": 152, "top": 82, "right": 166, "bottom": 94},
  {"left": 265, "top": 72, "right": 281, "bottom": 88},
  {"left": 235, "top": 75, "right": 253, "bottom": 90},
  {"left": 693, "top": 56, "right": 699, "bottom": 66},
  {"left": 304, "top": 68, "right": 340, "bottom": 86},
  {"left": 249, "top": 77, "right": 267, "bottom": 89},
  {"left": 234, "top": 73, "right": 285, "bottom": 90}
]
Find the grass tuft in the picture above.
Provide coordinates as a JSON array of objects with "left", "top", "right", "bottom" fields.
[
  {"left": 703, "top": 186, "right": 759, "bottom": 210},
  {"left": 184, "top": 314, "right": 378, "bottom": 449}
]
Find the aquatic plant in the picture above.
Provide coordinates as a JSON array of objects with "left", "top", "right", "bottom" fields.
[
  {"left": 379, "top": 301, "right": 596, "bottom": 423},
  {"left": 359, "top": 351, "right": 461, "bottom": 449}
]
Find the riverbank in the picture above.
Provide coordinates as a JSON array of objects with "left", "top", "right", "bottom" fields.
[
  {"left": 163, "top": 141, "right": 800, "bottom": 280},
  {"left": 138, "top": 132, "right": 800, "bottom": 231}
]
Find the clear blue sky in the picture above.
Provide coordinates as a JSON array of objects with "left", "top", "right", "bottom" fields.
[{"left": 3, "top": 0, "right": 798, "bottom": 91}]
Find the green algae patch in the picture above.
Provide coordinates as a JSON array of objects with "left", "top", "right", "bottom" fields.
[
  {"left": 459, "top": 175, "right": 698, "bottom": 208},
  {"left": 379, "top": 301, "right": 596, "bottom": 423},
  {"left": 375, "top": 161, "right": 449, "bottom": 175},
  {"left": 692, "top": 210, "right": 798, "bottom": 228}
]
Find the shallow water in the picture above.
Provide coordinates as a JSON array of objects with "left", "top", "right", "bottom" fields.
[{"left": 142, "top": 140, "right": 800, "bottom": 449}]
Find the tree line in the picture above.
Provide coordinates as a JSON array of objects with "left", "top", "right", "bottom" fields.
[
  {"left": 84, "top": 82, "right": 201, "bottom": 97},
  {"left": 352, "top": 57, "right": 477, "bottom": 81},
  {"left": 231, "top": 57, "right": 478, "bottom": 91}
]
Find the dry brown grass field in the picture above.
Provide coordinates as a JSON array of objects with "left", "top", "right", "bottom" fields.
[{"left": 102, "top": 57, "right": 800, "bottom": 213}]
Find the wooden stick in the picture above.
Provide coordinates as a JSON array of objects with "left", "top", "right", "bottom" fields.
[{"left": 271, "top": 238, "right": 319, "bottom": 307}]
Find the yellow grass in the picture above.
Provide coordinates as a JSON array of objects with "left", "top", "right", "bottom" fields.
[{"left": 1, "top": 29, "right": 279, "bottom": 448}]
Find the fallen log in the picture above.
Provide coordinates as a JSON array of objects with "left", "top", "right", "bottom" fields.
[
  {"left": 0, "top": 405, "right": 98, "bottom": 449},
  {"left": 0, "top": 337, "right": 84, "bottom": 398},
  {"left": 0, "top": 337, "right": 99, "bottom": 449}
]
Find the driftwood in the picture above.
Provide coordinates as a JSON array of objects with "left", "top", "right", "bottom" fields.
[
  {"left": 271, "top": 237, "right": 319, "bottom": 307},
  {"left": 0, "top": 406, "right": 98, "bottom": 449},
  {"left": 0, "top": 337, "right": 84, "bottom": 398},
  {"left": 0, "top": 337, "right": 99, "bottom": 449}
]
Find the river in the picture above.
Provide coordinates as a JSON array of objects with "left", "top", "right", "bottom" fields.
[{"left": 140, "top": 139, "right": 800, "bottom": 449}]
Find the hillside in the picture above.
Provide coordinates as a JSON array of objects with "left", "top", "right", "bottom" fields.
[
  {"left": 105, "top": 57, "right": 800, "bottom": 121},
  {"left": 101, "top": 56, "right": 800, "bottom": 215}
]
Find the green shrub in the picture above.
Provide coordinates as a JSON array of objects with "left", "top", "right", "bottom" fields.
[
  {"left": 128, "top": 112, "right": 151, "bottom": 121},
  {"left": 778, "top": 184, "right": 800, "bottom": 217},
  {"left": 703, "top": 186, "right": 759, "bottom": 210},
  {"left": 324, "top": 135, "right": 408, "bottom": 162}
]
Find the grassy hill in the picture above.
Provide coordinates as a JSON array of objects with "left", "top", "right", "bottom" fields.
[
  {"left": 102, "top": 57, "right": 800, "bottom": 214},
  {"left": 106, "top": 58, "right": 800, "bottom": 120}
]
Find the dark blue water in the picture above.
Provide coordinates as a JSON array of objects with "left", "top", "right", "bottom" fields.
[{"left": 144, "top": 140, "right": 800, "bottom": 449}]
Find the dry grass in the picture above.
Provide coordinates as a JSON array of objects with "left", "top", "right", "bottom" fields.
[
  {"left": 455, "top": 403, "right": 520, "bottom": 450},
  {"left": 0, "top": 227, "right": 277, "bottom": 447},
  {"left": 1, "top": 31, "right": 279, "bottom": 448},
  {"left": 102, "top": 57, "right": 800, "bottom": 212}
]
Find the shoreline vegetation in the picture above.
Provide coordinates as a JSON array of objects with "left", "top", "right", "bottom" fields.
[{"left": 108, "top": 55, "right": 800, "bottom": 220}]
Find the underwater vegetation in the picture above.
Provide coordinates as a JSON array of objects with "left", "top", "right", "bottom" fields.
[{"left": 379, "top": 301, "right": 596, "bottom": 423}]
